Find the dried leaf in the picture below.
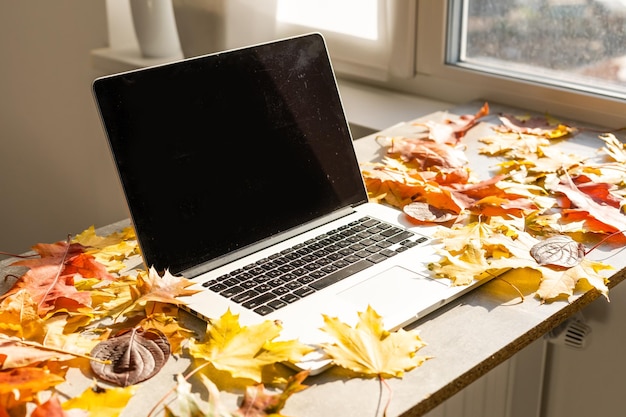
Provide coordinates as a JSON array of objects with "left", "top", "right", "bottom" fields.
[
  {"left": 320, "top": 305, "right": 428, "bottom": 378},
  {"left": 403, "top": 202, "right": 456, "bottom": 223},
  {"left": 530, "top": 235, "right": 586, "bottom": 268},
  {"left": 0, "top": 290, "right": 44, "bottom": 340},
  {"left": 0, "top": 339, "right": 59, "bottom": 369},
  {"left": 165, "top": 373, "right": 232, "bottom": 417},
  {"left": 554, "top": 172, "right": 626, "bottom": 236},
  {"left": 132, "top": 267, "right": 202, "bottom": 307},
  {"left": 495, "top": 114, "right": 576, "bottom": 138},
  {"left": 414, "top": 102, "right": 489, "bottom": 144},
  {"left": 5, "top": 240, "right": 96, "bottom": 316},
  {"left": 188, "top": 309, "right": 313, "bottom": 384},
  {"left": 0, "top": 367, "right": 65, "bottom": 410},
  {"left": 90, "top": 327, "right": 170, "bottom": 387},
  {"left": 537, "top": 258, "right": 612, "bottom": 301},
  {"left": 62, "top": 383, "right": 136, "bottom": 417},
  {"left": 73, "top": 225, "right": 139, "bottom": 273},
  {"left": 236, "top": 370, "right": 309, "bottom": 417},
  {"left": 32, "top": 394, "right": 87, "bottom": 417}
]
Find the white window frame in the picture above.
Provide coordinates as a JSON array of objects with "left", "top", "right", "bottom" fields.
[
  {"left": 275, "top": 0, "right": 417, "bottom": 81},
  {"left": 374, "top": 1, "right": 626, "bottom": 129}
]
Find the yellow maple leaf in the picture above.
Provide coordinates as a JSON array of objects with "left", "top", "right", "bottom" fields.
[
  {"left": 0, "top": 290, "right": 45, "bottom": 341},
  {"left": 73, "top": 225, "right": 139, "bottom": 273},
  {"left": 536, "top": 258, "right": 612, "bottom": 302},
  {"left": 188, "top": 309, "right": 313, "bottom": 384},
  {"left": 62, "top": 383, "right": 136, "bottom": 417},
  {"left": 139, "top": 305, "right": 195, "bottom": 355},
  {"left": 319, "top": 305, "right": 428, "bottom": 378}
]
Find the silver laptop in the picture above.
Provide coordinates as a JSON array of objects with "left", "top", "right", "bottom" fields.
[{"left": 93, "top": 33, "right": 492, "bottom": 372}]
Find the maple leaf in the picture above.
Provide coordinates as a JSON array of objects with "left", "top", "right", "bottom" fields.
[
  {"left": 73, "top": 225, "right": 139, "bottom": 273},
  {"left": 0, "top": 334, "right": 99, "bottom": 370},
  {"left": 164, "top": 373, "right": 231, "bottom": 417},
  {"left": 61, "top": 383, "right": 136, "bottom": 417},
  {"left": 139, "top": 304, "right": 196, "bottom": 354},
  {"left": 430, "top": 218, "right": 539, "bottom": 285},
  {"left": 32, "top": 394, "right": 88, "bottom": 417},
  {"left": 536, "top": 258, "right": 612, "bottom": 302},
  {"left": 0, "top": 290, "right": 44, "bottom": 340},
  {"left": 413, "top": 102, "right": 489, "bottom": 144},
  {"left": 360, "top": 159, "right": 429, "bottom": 208},
  {"left": 319, "top": 305, "right": 428, "bottom": 379},
  {"left": 495, "top": 113, "right": 576, "bottom": 139},
  {"left": 0, "top": 367, "right": 65, "bottom": 411},
  {"left": 235, "top": 370, "right": 309, "bottom": 417},
  {"left": 387, "top": 136, "right": 469, "bottom": 170},
  {"left": 598, "top": 133, "right": 626, "bottom": 163},
  {"left": 3, "top": 238, "right": 118, "bottom": 316},
  {"left": 188, "top": 309, "right": 314, "bottom": 384},
  {"left": 132, "top": 267, "right": 202, "bottom": 307},
  {"left": 3, "top": 263, "right": 92, "bottom": 316},
  {"left": 479, "top": 132, "right": 551, "bottom": 158},
  {"left": 553, "top": 172, "right": 626, "bottom": 236}
]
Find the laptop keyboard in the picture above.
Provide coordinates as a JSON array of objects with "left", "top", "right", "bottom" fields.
[{"left": 202, "top": 216, "right": 429, "bottom": 316}]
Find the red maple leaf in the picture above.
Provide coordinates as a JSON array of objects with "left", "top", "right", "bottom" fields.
[{"left": 3, "top": 239, "right": 105, "bottom": 316}]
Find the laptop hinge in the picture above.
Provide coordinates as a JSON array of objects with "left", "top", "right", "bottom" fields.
[{"left": 182, "top": 206, "right": 356, "bottom": 278}]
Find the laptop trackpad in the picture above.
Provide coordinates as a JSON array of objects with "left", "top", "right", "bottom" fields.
[{"left": 338, "top": 266, "right": 449, "bottom": 322}]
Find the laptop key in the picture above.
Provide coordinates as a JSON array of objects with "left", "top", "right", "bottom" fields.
[
  {"left": 220, "top": 285, "right": 245, "bottom": 297},
  {"left": 242, "top": 292, "right": 276, "bottom": 309},
  {"left": 253, "top": 305, "right": 274, "bottom": 316},
  {"left": 366, "top": 253, "right": 388, "bottom": 264},
  {"left": 281, "top": 293, "right": 300, "bottom": 303},
  {"left": 309, "top": 259, "right": 374, "bottom": 290},
  {"left": 294, "top": 286, "right": 315, "bottom": 297},
  {"left": 387, "top": 231, "right": 415, "bottom": 244},
  {"left": 232, "top": 290, "right": 259, "bottom": 303},
  {"left": 268, "top": 299, "right": 288, "bottom": 310},
  {"left": 208, "top": 282, "right": 228, "bottom": 292}
]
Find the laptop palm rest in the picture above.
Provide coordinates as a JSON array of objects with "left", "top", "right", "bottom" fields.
[{"left": 337, "top": 266, "right": 450, "bottom": 326}]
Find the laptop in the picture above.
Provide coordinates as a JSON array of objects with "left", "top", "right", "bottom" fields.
[{"left": 93, "top": 33, "right": 493, "bottom": 372}]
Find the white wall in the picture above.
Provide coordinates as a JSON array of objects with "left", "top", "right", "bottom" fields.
[
  {"left": 541, "top": 282, "right": 626, "bottom": 417},
  {"left": 0, "top": 1, "right": 128, "bottom": 257}
]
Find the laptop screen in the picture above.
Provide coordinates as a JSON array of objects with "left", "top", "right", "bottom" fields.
[{"left": 93, "top": 34, "right": 367, "bottom": 274}]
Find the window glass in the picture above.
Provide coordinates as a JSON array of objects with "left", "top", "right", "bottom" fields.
[{"left": 452, "top": 0, "right": 626, "bottom": 98}]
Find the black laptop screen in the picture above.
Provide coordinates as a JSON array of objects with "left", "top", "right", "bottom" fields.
[{"left": 94, "top": 34, "right": 367, "bottom": 274}]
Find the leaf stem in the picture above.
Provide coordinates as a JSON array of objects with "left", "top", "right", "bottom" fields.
[
  {"left": 495, "top": 277, "right": 525, "bottom": 304},
  {"left": 0, "top": 251, "right": 38, "bottom": 258},
  {"left": 584, "top": 229, "right": 626, "bottom": 255},
  {"left": 38, "top": 235, "right": 72, "bottom": 312},
  {"left": 146, "top": 361, "right": 213, "bottom": 417},
  {"left": 1, "top": 336, "right": 110, "bottom": 364},
  {"left": 379, "top": 375, "right": 393, "bottom": 417}
]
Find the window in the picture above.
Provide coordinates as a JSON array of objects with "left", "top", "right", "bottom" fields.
[
  {"left": 401, "top": 1, "right": 626, "bottom": 129},
  {"left": 452, "top": 0, "right": 626, "bottom": 99},
  {"left": 275, "top": 0, "right": 416, "bottom": 79}
]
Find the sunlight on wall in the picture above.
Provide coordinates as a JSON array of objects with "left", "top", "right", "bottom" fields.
[{"left": 276, "top": 0, "right": 378, "bottom": 40}]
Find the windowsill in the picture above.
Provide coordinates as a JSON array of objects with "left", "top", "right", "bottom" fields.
[
  {"left": 91, "top": 47, "right": 184, "bottom": 75},
  {"left": 90, "top": 47, "right": 453, "bottom": 133}
]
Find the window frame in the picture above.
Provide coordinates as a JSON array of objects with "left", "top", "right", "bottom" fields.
[
  {"left": 275, "top": 0, "right": 417, "bottom": 81},
  {"left": 373, "top": 1, "right": 626, "bottom": 129}
]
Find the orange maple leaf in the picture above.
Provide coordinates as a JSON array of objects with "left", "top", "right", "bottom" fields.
[
  {"left": 131, "top": 267, "right": 202, "bottom": 307},
  {"left": 413, "top": 102, "right": 489, "bottom": 144},
  {"left": 0, "top": 367, "right": 65, "bottom": 411}
]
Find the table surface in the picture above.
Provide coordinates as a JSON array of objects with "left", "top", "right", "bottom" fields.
[{"left": 2, "top": 102, "right": 624, "bottom": 417}]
